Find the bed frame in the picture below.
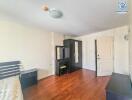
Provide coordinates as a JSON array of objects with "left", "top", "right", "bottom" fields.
[{"left": 0, "top": 61, "right": 21, "bottom": 80}]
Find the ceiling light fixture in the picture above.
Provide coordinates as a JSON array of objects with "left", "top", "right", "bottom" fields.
[{"left": 42, "top": 5, "right": 63, "bottom": 19}]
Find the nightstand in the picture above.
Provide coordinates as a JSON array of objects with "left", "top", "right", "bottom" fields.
[{"left": 20, "top": 69, "right": 38, "bottom": 90}]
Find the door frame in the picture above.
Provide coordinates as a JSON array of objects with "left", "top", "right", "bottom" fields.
[{"left": 95, "top": 40, "right": 97, "bottom": 77}]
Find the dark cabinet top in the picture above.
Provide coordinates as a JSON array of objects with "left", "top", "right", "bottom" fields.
[
  {"left": 64, "top": 39, "right": 82, "bottom": 42},
  {"left": 106, "top": 73, "right": 132, "bottom": 97}
]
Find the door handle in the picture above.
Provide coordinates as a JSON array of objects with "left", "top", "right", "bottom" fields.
[
  {"left": 97, "top": 57, "right": 101, "bottom": 60},
  {"left": 97, "top": 54, "right": 101, "bottom": 60}
]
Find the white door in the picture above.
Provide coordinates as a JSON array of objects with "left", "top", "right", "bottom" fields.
[{"left": 96, "top": 37, "right": 114, "bottom": 76}]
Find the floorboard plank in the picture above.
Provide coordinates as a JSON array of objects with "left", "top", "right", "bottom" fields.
[{"left": 23, "top": 69, "right": 110, "bottom": 100}]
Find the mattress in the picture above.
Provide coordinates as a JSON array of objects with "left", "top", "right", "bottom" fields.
[{"left": 0, "top": 75, "right": 23, "bottom": 100}]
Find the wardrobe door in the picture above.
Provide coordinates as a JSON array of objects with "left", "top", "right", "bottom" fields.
[
  {"left": 63, "top": 39, "right": 73, "bottom": 72},
  {"left": 78, "top": 41, "right": 82, "bottom": 69},
  {"left": 74, "top": 40, "right": 82, "bottom": 69},
  {"left": 63, "top": 39, "right": 82, "bottom": 72}
]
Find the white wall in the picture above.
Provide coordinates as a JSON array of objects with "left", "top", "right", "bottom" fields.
[
  {"left": 0, "top": 14, "right": 64, "bottom": 80},
  {"left": 76, "top": 29, "right": 113, "bottom": 70},
  {"left": 64, "top": 35, "right": 75, "bottom": 39},
  {"left": 129, "top": 0, "right": 132, "bottom": 78},
  {"left": 75, "top": 26, "right": 129, "bottom": 75},
  {"left": 114, "top": 26, "right": 129, "bottom": 74},
  {"left": 51, "top": 32, "right": 64, "bottom": 74}
]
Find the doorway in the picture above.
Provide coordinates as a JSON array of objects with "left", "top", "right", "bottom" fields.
[{"left": 95, "top": 36, "right": 114, "bottom": 76}]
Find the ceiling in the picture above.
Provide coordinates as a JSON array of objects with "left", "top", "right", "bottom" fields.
[{"left": 0, "top": 0, "right": 129, "bottom": 35}]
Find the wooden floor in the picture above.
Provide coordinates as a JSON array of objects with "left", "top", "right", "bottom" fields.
[{"left": 23, "top": 69, "right": 110, "bottom": 100}]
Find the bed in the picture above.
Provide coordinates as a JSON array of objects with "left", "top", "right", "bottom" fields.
[{"left": 0, "top": 61, "right": 23, "bottom": 100}]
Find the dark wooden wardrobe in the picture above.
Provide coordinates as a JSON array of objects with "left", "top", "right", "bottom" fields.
[{"left": 63, "top": 39, "right": 82, "bottom": 72}]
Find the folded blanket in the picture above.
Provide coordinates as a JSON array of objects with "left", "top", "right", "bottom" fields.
[{"left": 0, "top": 76, "right": 23, "bottom": 100}]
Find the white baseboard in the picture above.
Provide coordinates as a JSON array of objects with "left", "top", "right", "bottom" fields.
[{"left": 82, "top": 66, "right": 95, "bottom": 71}]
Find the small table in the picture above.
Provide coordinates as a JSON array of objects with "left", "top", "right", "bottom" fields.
[{"left": 20, "top": 68, "right": 38, "bottom": 89}]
